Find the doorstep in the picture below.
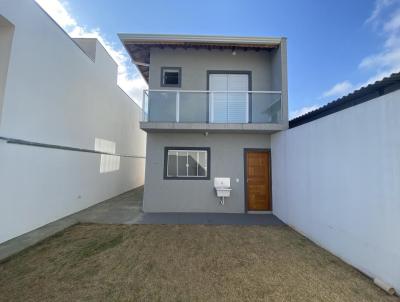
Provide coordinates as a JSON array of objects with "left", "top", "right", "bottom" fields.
[{"left": 136, "top": 212, "right": 284, "bottom": 225}]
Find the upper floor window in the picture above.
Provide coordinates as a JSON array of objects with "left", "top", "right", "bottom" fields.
[{"left": 161, "top": 67, "right": 181, "bottom": 87}]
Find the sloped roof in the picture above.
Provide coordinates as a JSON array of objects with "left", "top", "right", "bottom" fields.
[{"left": 289, "top": 72, "right": 400, "bottom": 128}]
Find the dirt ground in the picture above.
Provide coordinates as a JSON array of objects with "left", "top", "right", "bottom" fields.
[{"left": 0, "top": 224, "right": 398, "bottom": 302}]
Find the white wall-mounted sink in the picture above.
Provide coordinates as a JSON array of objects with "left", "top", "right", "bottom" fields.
[{"left": 214, "top": 178, "right": 232, "bottom": 198}]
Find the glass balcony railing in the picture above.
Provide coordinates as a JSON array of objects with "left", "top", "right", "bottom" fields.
[{"left": 142, "top": 90, "right": 282, "bottom": 124}]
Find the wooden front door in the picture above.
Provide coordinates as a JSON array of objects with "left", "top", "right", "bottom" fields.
[{"left": 245, "top": 150, "right": 272, "bottom": 211}]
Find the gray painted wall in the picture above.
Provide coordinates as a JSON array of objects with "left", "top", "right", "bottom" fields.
[
  {"left": 149, "top": 48, "right": 276, "bottom": 91},
  {"left": 148, "top": 46, "right": 288, "bottom": 127},
  {"left": 143, "top": 133, "right": 270, "bottom": 213},
  {"left": 271, "top": 39, "right": 288, "bottom": 124}
]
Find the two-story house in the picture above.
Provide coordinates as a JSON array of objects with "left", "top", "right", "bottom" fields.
[{"left": 120, "top": 34, "right": 288, "bottom": 213}]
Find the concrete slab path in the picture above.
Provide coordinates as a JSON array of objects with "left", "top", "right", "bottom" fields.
[{"left": 0, "top": 187, "right": 143, "bottom": 261}]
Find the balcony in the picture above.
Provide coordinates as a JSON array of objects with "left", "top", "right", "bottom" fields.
[{"left": 140, "top": 90, "right": 286, "bottom": 133}]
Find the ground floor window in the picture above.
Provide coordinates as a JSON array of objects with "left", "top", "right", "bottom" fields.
[{"left": 164, "top": 147, "right": 210, "bottom": 179}]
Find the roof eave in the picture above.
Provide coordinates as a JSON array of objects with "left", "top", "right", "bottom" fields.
[
  {"left": 118, "top": 33, "right": 285, "bottom": 84},
  {"left": 118, "top": 33, "right": 283, "bottom": 46}
]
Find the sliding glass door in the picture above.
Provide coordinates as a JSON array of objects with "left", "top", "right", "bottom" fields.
[{"left": 209, "top": 73, "right": 249, "bottom": 123}]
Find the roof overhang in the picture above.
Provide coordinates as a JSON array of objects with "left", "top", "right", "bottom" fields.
[{"left": 118, "top": 33, "right": 284, "bottom": 83}]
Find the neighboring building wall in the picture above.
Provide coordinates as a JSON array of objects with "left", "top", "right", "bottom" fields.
[
  {"left": 0, "top": 15, "right": 14, "bottom": 125},
  {"left": 144, "top": 133, "right": 270, "bottom": 213},
  {"left": 271, "top": 90, "right": 400, "bottom": 293},
  {"left": 0, "top": 0, "right": 146, "bottom": 243}
]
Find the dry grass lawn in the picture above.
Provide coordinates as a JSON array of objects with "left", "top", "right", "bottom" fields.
[{"left": 0, "top": 224, "right": 398, "bottom": 302}]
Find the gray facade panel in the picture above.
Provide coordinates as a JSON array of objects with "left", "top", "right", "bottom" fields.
[
  {"left": 146, "top": 46, "right": 288, "bottom": 129},
  {"left": 149, "top": 48, "right": 274, "bottom": 91},
  {"left": 143, "top": 133, "right": 270, "bottom": 213}
]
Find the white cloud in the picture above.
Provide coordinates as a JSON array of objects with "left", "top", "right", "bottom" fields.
[
  {"left": 289, "top": 104, "right": 320, "bottom": 119},
  {"left": 35, "top": 0, "right": 147, "bottom": 106},
  {"left": 359, "top": 51, "right": 400, "bottom": 70},
  {"left": 36, "top": 0, "right": 76, "bottom": 28},
  {"left": 322, "top": 0, "right": 400, "bottom": 102},
  {"left": 322, "top": 81, "right": 354, "bottom": 99},
  {"left": 366, "top": 0, "right": 397, "bottom": 24},
  {"left": 359, "top": 4, "right": 400, "bottom": 74},
  {"left": 384, "top": 10, "right": 400, "bottom": 31}
]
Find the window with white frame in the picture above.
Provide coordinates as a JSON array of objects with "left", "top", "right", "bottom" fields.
[{"left": 164, "top": 147, "right": 209, "bottom": 179}]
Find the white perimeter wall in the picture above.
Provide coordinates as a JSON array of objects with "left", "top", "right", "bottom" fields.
[
  {"left": 272, "top": 89, "right": 400, "bottom": 292},
  {"left": 0, "top": 0, "right": 146, "bottom": 243}
]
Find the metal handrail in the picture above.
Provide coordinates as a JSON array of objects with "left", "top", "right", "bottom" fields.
[{"left": 144, "top": 89, "right": 281, "bottom": 93}]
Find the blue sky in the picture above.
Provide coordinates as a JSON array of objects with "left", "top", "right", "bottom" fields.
[{"left": 37, "top": 0, "right": 400, "bottom": 118}]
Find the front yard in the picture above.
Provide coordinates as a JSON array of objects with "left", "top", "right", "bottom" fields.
[{"left": 0, "top": 224, "right": 397, "bottom": 302}]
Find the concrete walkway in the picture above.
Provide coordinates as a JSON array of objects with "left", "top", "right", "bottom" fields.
[
  {"left": 0, "top": 187, "right": 144, "bottom": 261},
  {"left": 76, "top": 187, "right": 143, "bottom": 224},
  {"left": 0, "top": 186, "right": 283, "bottom": 261}
]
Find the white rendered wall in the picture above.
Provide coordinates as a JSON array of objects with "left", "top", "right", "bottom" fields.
[
  {"left": 0, "top": 15, "right": 14, "bottom": 124},
  {"left": 271, "top": 90, "right": 400, "bottom": 292},
  {"left": 0, "top": 0, "right": 146, "bottom": 243}
]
